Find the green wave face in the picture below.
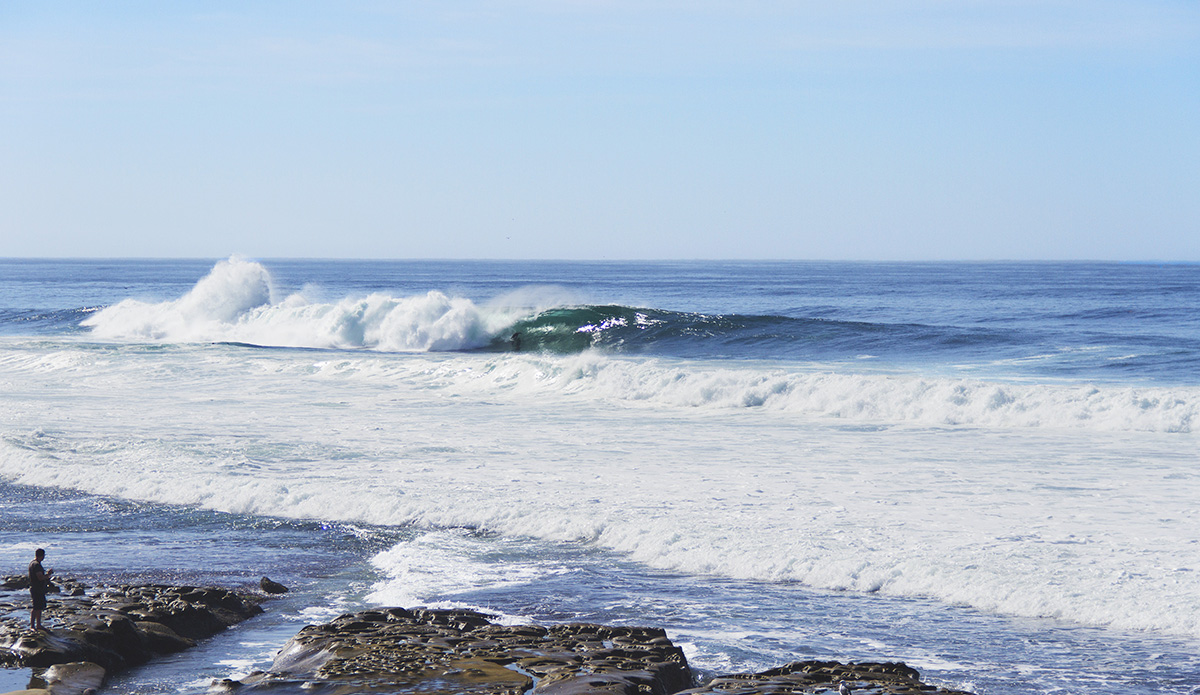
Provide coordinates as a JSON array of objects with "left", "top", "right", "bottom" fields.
[{"left": 489, "top": 305, "right": 667, "bottom": 354}]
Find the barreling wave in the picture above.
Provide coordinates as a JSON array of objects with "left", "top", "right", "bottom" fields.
[{"left": 492, "top": 305, "right": 906, "bottom": 357}]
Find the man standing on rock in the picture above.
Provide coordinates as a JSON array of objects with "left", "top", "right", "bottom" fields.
[{"left": 29, "top": 547, "right": 53, "bottom": 631}]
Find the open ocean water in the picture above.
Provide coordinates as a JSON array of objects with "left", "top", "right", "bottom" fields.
[{"left": 1, "top": 257, "right": 1198, "bottom": 694}]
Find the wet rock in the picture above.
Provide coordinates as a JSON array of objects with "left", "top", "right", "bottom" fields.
[
  {"left": 0, "top": 660, "right": 106, "bottom": 695},
  {"left": 259, "top": 578, "right": 288, "bottom": 595},
  {"left": 221, "top": 607, "right": 692, "bottom": 695},
  {"left": 677, "top": 660, "right": 974, "bottom": 695},
  {"left": 0, "top": 578, "right": 86, "bottom": 598},
  {"left": 0, "top": 577, "right": 31, "bottom": 592},
  {"left": 41, "top": 661, "right": 106, "bottom": 695},
  {"left": 133, "top": 621, "right": 195, "bottom": 653},
  {"left": 0, "top": 583, "right": 262, "bottom": 675}
]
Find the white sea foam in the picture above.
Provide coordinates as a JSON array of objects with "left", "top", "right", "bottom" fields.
[
  {"left": 366, "top": 529, "right": 545, "bottom": 623},
  {"left": 267, "top": 351, "right": 1200, "bottom": 434},
  {"left": 1, "top": 339, "right": 1199, "bottom": 641},
  {"left": 536, "top": 354, "right": 1199, "bottom": 433},
  {"left": 367, "top": 530, "right": 541, "bottom": 605},
  {"left": 3, "top": 338, "right": 1198, "bottom": 438}
]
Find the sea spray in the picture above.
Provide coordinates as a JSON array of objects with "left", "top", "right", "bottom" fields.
[
  {"left": 84, "top": 259, "right": 507, "bottom": 351},
  {"left": 84, "top": 257, "right": 273, "bottom": 341}
]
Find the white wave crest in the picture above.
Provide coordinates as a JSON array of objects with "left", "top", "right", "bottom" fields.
[
  {"left": 81, "top": 257, "right": 513, "bottom": 351},
  {"left": 310, "top": 353, "right": 1197, "bottom": 434}
]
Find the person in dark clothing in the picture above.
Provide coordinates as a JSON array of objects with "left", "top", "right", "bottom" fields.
[{"left": 28, "top": 548, "right": 52, "bottom": 631}]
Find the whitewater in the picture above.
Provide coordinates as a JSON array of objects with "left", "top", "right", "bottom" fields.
[{"left": 2, "top": 257, "right": 1199, "bottom": 694}]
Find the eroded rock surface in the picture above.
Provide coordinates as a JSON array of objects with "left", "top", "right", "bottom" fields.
[
  {"left": 679, "top": 660, "right": 974, "bottom": 695},
  {"left": 222, "top": 609, "right": 975, "bottom": 695},
  {"left": 0, "top": 582, "right": 263, "bottom": 693},
  {"left": 220, "top": 607, "right": 692, "bottom": 695}
]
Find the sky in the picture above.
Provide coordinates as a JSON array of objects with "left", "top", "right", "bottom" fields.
[{"left": 1, "top": 1, "right": 1198, "bottom": 261}]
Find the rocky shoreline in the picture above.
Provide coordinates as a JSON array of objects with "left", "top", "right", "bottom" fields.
[
  {"left": 0, "top": 577, "right": 264, "bottom": 694},
  {"left": 1, "top": 579, "right": 972, "bottom": 695},
  {"left": 219, "top": 607, "right": 973, "bottom": 695}
]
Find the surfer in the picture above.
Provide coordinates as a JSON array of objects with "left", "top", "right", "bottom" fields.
[
  {"left": 511, "top": 332, "right": 522, "bottom": 352},
  {"left": 28, "top": 548, "right": 53, "bottom": 631}
]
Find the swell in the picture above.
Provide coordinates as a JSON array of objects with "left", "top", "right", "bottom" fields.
[{"left": 0, "top": 308, "right": 96, "bottom": 336}]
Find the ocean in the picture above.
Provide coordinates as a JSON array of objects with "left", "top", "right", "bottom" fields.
[{"left": 1, "top": 257, "right": 1198, "bottom": 694}]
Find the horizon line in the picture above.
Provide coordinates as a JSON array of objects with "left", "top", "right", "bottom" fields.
[{"left": 1, "top": 256, "right": 1198, "bottom": 265}]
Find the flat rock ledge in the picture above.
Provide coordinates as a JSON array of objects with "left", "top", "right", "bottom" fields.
[
  {"left": 217, "top": 607, "right": 691, "bottom": 695},
  {"left": 216, "top": 608, "right": 972, "bottom": 695},
  {"left": 0, "top": 582, "right": 263, "bottom": 694}
]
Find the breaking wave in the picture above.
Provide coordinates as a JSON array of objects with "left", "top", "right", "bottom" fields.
[{"left": 82, "top": 258, "right": 507, "bottom": 352}]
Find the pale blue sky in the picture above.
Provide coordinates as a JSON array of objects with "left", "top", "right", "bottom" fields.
[{"left": 2, "top": 1, "right": 1198, "bottom": 260}]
